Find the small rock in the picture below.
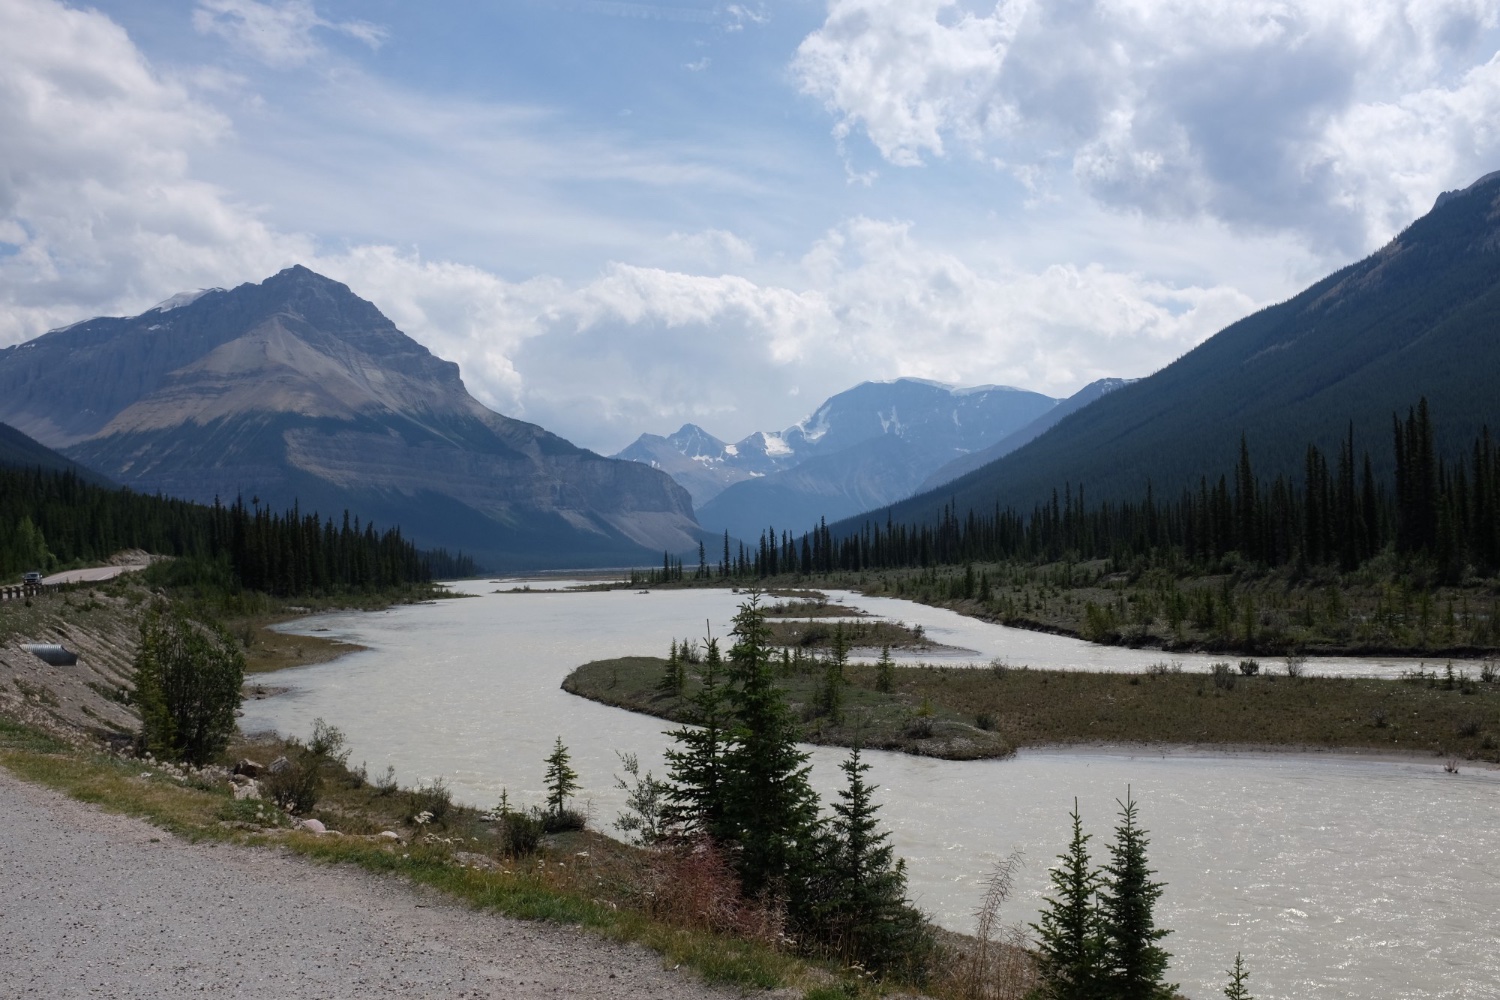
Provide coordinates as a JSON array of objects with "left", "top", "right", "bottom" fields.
[
  {"left": 296, "top": 818, "right": 327, "bottom": 834},
  {"left": 377, "top": 830, "right": 400, "bottom": 841},
  {"left": 233, "top": 758, "right": 263, "bottom": 778},
  {"left": 232, "top": 779, "right": 261, "bottom": 801},
  {"left": 267, "top": 755, "right": 291, "bottom": 775}
]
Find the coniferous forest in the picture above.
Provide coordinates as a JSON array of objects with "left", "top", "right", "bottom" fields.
[
  {"left": 0, "top": 466, "right": 475, "bottom": 592},
  {"left": 701, "top": 401, "right": 1498, "bottom": 586}
]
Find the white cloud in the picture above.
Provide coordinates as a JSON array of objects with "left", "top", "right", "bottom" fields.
[
  {"left": 193, "top": 0, "right": 387, "bottom": 68},
  {"left": 0, "top": 0, "right": 306, "bottom": 339},
  {"left": 495, "top": 217, "right": 1255, "bottom": 450},
  {"left": 0, "top": 0, "right": 1264, "bottom": 457},
  {"left": 794, "top": 0, "right": 1500, "bottom": 253}
]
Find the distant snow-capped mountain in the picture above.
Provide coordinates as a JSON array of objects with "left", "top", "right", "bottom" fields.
[{"left": 616, "top": 377, "right": 1059, "bottom": 538}]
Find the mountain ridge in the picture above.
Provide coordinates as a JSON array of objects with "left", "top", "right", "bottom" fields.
[
  {"left": 847, "top": 170, "right": 1500, "bottom": 536},
  {"left": 0, "top": 266, "right": 703, "bottom": 569}
]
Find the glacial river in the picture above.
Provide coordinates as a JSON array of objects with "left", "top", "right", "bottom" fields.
[{"left": 240, "top": 581, "right": 1500, "bottom": 1000}]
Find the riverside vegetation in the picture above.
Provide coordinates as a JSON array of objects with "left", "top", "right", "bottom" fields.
[
  {"left": 567, "top": 626, "right": 1500, "bottom": 764},
  {"left": 636, "top": 402, "right": 1500, "bottom": 661},
  {"left": 2, "top": 583, "right": 1261, "bottom": 999}
]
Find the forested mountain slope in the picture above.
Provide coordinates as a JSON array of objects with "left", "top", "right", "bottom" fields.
[
  {"left": 859, "top": 171, "right": 1500, "bottom": 532},
  {"left": 0, "top": 423, "right": 109, "bottom": 484}
]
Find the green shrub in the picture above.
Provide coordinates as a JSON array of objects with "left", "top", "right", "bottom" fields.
[
  {"left": 261, "top": 718, "right": 350, "bottom": 815},
  {"left": 133, "top": 603, "right": 244, "bottom": 766},
  {"left": 541, "top": 807, "right": 586, "bottom": 834},
  {"left": 501, "top": 808, "right": 545, "bottom": 855}
]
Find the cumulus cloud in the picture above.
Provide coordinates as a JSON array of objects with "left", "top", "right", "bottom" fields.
[
  {"left": 499, "top": 218, "right": 1254, "bottom": 450},
  {"left": 0, "top": 0, "right": 1262, "bottom": 456},
  {"left": 795, "top": 0, "right": 1500, "bottom": 253},
  {"left": 193, "top": 0, "right": 387, "bottom": 68},
  {"left": 0, "top": 0, "right": 308, "bottom": 339}
]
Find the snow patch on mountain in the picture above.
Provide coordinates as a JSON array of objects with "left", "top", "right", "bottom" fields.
[{"left": 148, "top": 288, "right": 223, "bottom": 314}]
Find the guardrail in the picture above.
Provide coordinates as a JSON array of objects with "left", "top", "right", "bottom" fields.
[{"left": 0, "top": 583, "right": 60, "bottom": 602}]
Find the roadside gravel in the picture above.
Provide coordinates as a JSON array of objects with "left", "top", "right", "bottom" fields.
[{"left": 0, "top": 767, "right": 744, "bottom": 999}]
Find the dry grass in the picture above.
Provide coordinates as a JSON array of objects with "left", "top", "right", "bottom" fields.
[
  {"left": 886, "top": 660, "right": 1500, "bottom": 761},
  {"left": 231, "top": 617, "right": 367, "bottom": 675},
  {"left": 565, "top": 656, "right": 1014, "bottom": 761},
  {"left": 566, "top": 654, "right": 1500, "bottom": 763}
]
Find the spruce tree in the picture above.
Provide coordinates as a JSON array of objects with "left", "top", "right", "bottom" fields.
[
  {"left": 663, "top": 637, "right": 732, "bottom": 838},
  {"left": 721, "top": 596, "right": 822, "bottom": 899},
  {"left": 816, "top": 747, "right": 927, "bottom": 973},
  {"left": 1031, "top": 799, "right": 1104, "bottom": 999},
  {"left": 875, "top": 644, "right": 895, "bottom": 693},
  {"left": 816, "top": 623, "right": 848, "bottom": 722},
  {"left": 543, "top": 737, "right": 579, "bottom": 818},
  {"left": 1223, "top": 952, "right": 1253, "bottom": 1000},
  {"left": 1099, "top": 791, "right": 1176, "bottom": 1000},
  {"left": 657, "top": 639, "right": 684, "bottom": 699}
]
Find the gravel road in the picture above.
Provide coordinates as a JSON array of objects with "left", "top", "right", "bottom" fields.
[
  {"left": 41, "top": 563, "right": 148, "bottom": 585},
  {"left": 0, "top": 767, "right": 745, "bottom": 999}
]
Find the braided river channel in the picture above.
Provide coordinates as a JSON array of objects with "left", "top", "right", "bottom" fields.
[{"left": 241, "top": 580, "right": 1500, "bottom": 999}]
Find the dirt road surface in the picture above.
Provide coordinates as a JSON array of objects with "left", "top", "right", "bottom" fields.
[
  {"left": 0, "top": 767, "right": 746, "bottom": 999},
  {"left": 41, "top": 562, "right": 148, "bottom": 585}
]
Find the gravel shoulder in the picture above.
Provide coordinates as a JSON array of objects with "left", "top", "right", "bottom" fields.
[{"left": 0, "top": 766, "right": 743, "bottom": 1000}]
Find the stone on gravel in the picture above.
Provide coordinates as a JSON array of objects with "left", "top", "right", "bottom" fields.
[
  {"left": 267, "top": 755, "right": 291, "bottom": 774},
  {"left": 233, "top": 758, "right": 263, "bottom": 778}
]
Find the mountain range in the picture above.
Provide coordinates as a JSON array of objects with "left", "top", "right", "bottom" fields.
[
  {"left": 616, "top": 379, "right": 1059, "bottom": 541},
  {"left": 857, "top": 170, "right": 1500, "bottom": 535},
  {"left": 0, "top": 267, "right": 701, "bottom": 570}
]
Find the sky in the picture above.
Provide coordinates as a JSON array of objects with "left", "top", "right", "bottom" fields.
[{"left": 3, "top": 0, "right": 1499, "bottom": 454}]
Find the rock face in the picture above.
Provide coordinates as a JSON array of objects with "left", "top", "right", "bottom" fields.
[
  {"left": 0, "top": 267, "right": 702, "bottom": 569},
  {"left": 618, "top": 378, "right": 1057, "bottom": 541}
]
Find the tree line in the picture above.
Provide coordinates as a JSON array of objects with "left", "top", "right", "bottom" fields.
[
  {"left": 674, "top": 400, "right": 1498, "bottom": 583},
  {"left": 0, "top": 466, "right": 474, "bottom": 591}
]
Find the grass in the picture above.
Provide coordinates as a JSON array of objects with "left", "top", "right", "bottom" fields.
[
  {"left": 233, "top": 616, "right": 367, "bottom": 675},
  {"left": 566, "top": 655, "right": 1500, "bottom": 763},
  {"left": 0, "top": 717, "right": 861, "bottom": 998},
  {"left": 564, "top": 656, "right": 1014, "bottom": 761}
]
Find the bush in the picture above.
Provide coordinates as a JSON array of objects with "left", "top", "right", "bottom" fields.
[
  {"left": 975, "top": 711, "right": 996, "bottom": 731},
  {"left": 500, "top": 808, "right": 544, "bottom": 856},
  {"left": 641, "top": 836, "right": 785, "bottom": 943},
  {"left": 541, "top": 807, "right": 586, "bottom": 834},
  {"left": 405, "top": 777, "right": 453, "bottom": 826},
  {"left": 261, "top": 718, "right": 350, "bottom": 815},
  {"left": 133, "top": 603, "right": 244, "bottom": 766},
  {"left": 1238, "top": 659, "right": 1261, "bottom": 676},
  {"left": 1211, "top": 663, "right": 1236, "bottom": 690},
  {"left": 262, "top": 753, "right": 321, "bottom": 814},
  {"left": 905, "top": 715, "right": 934, "bottom": 739}
]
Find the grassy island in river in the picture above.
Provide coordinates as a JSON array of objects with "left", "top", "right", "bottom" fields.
[{"left": 565, "top": 652, "right": 1500, "bottom": 764}]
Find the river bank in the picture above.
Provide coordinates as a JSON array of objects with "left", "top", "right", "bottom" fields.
[
  {"left": 562, "top": 652, "right": 1500, "bottom": 764},
  {"left": 619, "top": 562, "right": 1500, "bottom": 660}
]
